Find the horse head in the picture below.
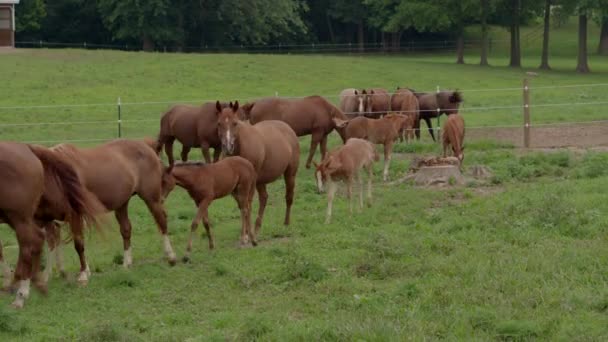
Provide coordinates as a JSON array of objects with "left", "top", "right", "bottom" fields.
[
  {"left": 313, "top": 154, "right": 342, "bottom": 193},
  {"left": 216, "top": 100, "right": 242, "bottom": 155}
]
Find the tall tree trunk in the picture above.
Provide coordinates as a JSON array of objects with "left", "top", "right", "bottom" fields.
[
  {"left": 382, "top": 31, "right": 387, "bottom": 52},
  {"left": 509, "top": 0, "right": 521, "bottom": 67},
  {"left": 480, "top": 0, "right": 489, "bottom": 66},
  {"left": 326, "top": 13, "right": 336, "bottom": 43},
  {"left": 598, "top": 17, "right": 608, "bottom": 55},
  {"left": 539, "top": 0, "right": 551, "bottom": 70},
  {"left": 143, "top": 33, "right": 154, "bottom": 52},
  {"left": 357, "top": 20, "right": 365, "bottom": 52},
  {"left": 456, "top": 31, "right": 465, "bottom": 64},
  {"left": 577, "top": 14, "right": 590, "bottom": 73}
]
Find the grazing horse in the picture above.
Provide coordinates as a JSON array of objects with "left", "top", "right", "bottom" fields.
[
  {"left": 364, "top": 88, "right": 391, "bottom": 118},
  {"left": 313, "top": 138, "right": 377, "bottom": 224},
  {"left": 409, "top": 89, "right": 463, "bottom": 141},
  {"left": 237, "top": 96, "right": 347, "bottom": 169},
  {"left": 46, "top": 139, "right": 177, "bottom": 274},
  {"left": 442, "top": 113, "right": 466, "bottom": 166},
  {"left": 334, "top": 113, "right": 407, "bottom": 181},
  {"left": 156, "top": 102, "right": 230, "bottom": 167},
  {"left": 0, "top": 142, "right": 100, "bottom": 308},
  {"left": 339, "top": 89, "right": 368, "bottom": 119},
  {"left": 391, "top": 87, "right": 420, "bottom": 141},
  {"left": 162, "top": 157, "right": 257, "bottom": 260},
  {"left": 217, "top": 101, "right": 299, "bottom": 236}
]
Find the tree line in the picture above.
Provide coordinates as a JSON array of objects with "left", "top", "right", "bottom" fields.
[{"left": 15, "top": 0, "right": 608, "bottom": 72}]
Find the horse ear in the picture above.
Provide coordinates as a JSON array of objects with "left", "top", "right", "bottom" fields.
[
  {"left": 362, "top": 89, "right": 367, "bottom": 95},
  {"left": 216, "top": 101, "right": 222, "bottom": 114},
  {"left": 233, "top": 101, "right": 239, "bottom": 112},
  {"left": 370, "top": 90, "right": 375, "bottom": 95},
  {"left": 354, "top": 90, "right": 358, "bottom": 95}
]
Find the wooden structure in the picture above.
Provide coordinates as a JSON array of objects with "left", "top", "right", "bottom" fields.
[{"left": 0, "top": 1, "right": 19, "bottom": 47}]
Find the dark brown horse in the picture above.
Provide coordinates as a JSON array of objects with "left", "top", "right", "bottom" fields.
[
  {"left": 237, "top": 96, "right": 346, "bottom": 169},
  {"left": 45, "top": 139, "right": 177, "bottom": 278},
  {"left": 364, "top": 88, "right": 391, "bottom": 118},
  {"left": 409, "top": 88, "right": 463, "bottom": 141},
  {"left": 163, "top": 157, "right": 257, "bottom": 260},
  {"left": 156, "top": 102, "right": 229, "bottom": 166},
  {"left": 217, "top": 101, "right": 299, "bottom": 236},
  {"left": 0, "top": 142, "right": 100, "bottom": 308}
]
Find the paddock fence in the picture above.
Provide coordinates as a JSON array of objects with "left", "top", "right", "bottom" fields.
[{"left": 1, "top": 80, "right": 608, "bottom": 149}]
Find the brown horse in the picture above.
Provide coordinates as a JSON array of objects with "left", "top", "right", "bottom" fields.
[
  {"left": 409, "top": 88, "right": 463, "bottom": 141},
  {"left": 163, "top": 157, "right": 256, "bottom": 259},
  {"left": 443, "top": 113, "right": 466, "bottom": 166},
  {"left": 313, "top": 138, "right": 377, "bottom": 224},
  {"left": 237, "top": 96, "right": 347, "bottom": 169},
  {"left": 217, "top": 101, "right": 299, "bottom": 236},
  {"left": 391, "top": 87, "right": 420, "bottom": 141},
  {"left": 334, "top": 113, "right": 407, "bottom": 181},
  {"left": 45, "top": 139, "right": 177, "bottom": 277},
  {"left": 339, "top": 89, "right": 368, "bottom": 119},
  {"left": 364, "top": 88, "right": 391, "bottom": 118},
  {"left": 156, "top": 102, "right": 230, "bottom": 167},
  {"left": 0, "top": 142, "right": 100, "bottom": 308}
]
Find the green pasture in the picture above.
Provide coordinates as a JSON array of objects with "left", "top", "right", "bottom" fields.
[{"left": 0, "top": 20, "right": 608, "bottom": 341}]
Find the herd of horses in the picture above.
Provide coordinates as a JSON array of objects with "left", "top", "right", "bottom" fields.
[{"left": 0, "top": 87, "right": 464, "bottom": 308}]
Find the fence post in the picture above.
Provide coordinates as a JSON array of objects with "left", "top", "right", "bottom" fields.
[
  {"left": 117, "top": 97, "right": 122, "bottom": 138},
  {"left": 436, "top": 85, "right": 441, "bottom": 143},
  {"left": 523, "top": 78, "right": 530, "bottom": 148},
  {"left": 275, "top": 91, "right": 279, "bottom": 97}
]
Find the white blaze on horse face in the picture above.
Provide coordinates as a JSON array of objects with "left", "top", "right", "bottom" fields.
[
  {"left": 316, "top": 170, "right": 324, "bottom": 192},
  {"left": 358, "top": 97, "right": 364, "bottom": 113}
]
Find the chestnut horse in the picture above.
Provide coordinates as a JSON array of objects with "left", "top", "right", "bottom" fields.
[
  {"left": 156, "top": 102, "right": 229, "bottom": 167},
  {"left": 217, "top": 101, "right": 299, "bottom": 236},
  {"left": 334, "top": 113, "right": 407, "bottom": 181},
  {"left": 443, "top": 113, "right": 466, "bottom": 166},
  {"left": 390, "top": 87, "right": 420, "bottom": 141},
  {"left": 45, "top": 139, "right": 177, "bottom": 276},
  {"left": 163, "top": 157, "right": 256, "bottom": 260},
  {"left": 339, "top": 89, "right": 367, "bottom": 119},
  {"left": 237, "top": 96, "right": 346, "bottom": 169},
  {"left": 409, "top": 89, "right": 463, "bottom": 141},
  {"left": 0, "top": 142, "right": 100, "bottom": 308},
  {"left": 364, "top": 88, "right": 391, "bottom": 119}
]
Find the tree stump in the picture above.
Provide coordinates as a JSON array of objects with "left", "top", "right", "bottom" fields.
[{"left": 412, "top": 165, "right": 465, "bottom": 186}]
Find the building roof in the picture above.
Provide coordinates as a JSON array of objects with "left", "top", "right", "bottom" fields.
[{"left": 0, "top": 1, "right": 20, "bottom": 4}]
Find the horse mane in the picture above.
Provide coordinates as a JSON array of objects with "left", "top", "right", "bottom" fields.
[{"left": 449, "top": 90, "right": 463, "bottom": 103}]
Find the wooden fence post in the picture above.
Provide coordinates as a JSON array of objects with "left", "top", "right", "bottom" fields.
[
  {"left": 117, "top": 97, "right": 122, "bottom": 138},
  {"left": 523, "top": 78, "right": 530, "bottom": 148}
]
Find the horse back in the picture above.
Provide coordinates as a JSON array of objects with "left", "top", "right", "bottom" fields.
[{"left": 0, "top": 142, "right": 44, "bottom": 215}]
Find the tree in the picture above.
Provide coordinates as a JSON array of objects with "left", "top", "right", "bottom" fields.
[
  {"left": 330, "top": 0, "right": 369, "bottom": 51},
  {"left": 539, "top": 0, "right": 552, "bottom": 69},
  {"left": 15, "top": 0, "right": 46, "bottom": 37},
  {"left": 561, "top": 0, "right": 598, "bottom": 73},
  {"left": 595, "top": 1, "right": 608, "bottom": 54},
  {"left": 98, "top": 0, "right": 180, "bottom": 51},
  {"left": 480, "top": 0, "right": 491, "bottom": 66},
  {"left": 494, "top": 0, "right": 542, "bottom": 68}
]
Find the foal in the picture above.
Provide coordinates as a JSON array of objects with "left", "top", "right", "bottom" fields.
[
  {"left": 313, "top": 138, "right": 378, "bottom": 224},
  {"left": 442, "top": 113, "right": 466, "bottom": 166},
  {"left": 163, "top": 157, "right": 257, "bottom": 261}
]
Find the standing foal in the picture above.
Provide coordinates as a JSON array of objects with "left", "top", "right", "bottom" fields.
[
  {"left": 313, "top": 138, "right": 378, "bottom": 224},
  {"left": 163, "top": 157, "right": 257, "bottom": 261}
]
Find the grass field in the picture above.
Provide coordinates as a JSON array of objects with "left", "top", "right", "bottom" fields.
[{"left": 0, "top": 19, "right": 608, "bottom": 341}]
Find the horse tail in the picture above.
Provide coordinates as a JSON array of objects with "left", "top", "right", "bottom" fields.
[
  {"left": 156, "top": 107, "right": 174, "bottom": 155},
  {"left": 449, "top": 90, "right": 463, "bottom": 104},
  {"left": 28, "top": 145, "right": 104, "bottom": 237},
  {"left": 143, "top": 137, "right": 160, "bottom": 155}
]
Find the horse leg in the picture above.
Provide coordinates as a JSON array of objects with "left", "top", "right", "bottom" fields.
[
  {"left": 305, "top": 132, "right": 323, "bottom": 169},
  {"left": 325, "top": 180, "right": 338, "bottom": 224},
  {"left": 201, "top": 143, "right": 212, "bottom": 164},
  {"left": 234, "top": 189, "right": 253, "bottom": 247},
  {"left": 254, "top": 184, "right": 269, "bottom": 235},
  {"left": 415, "top": 117, "right": 421, "bottom": 140},
  {"left": 180, "top": 146, "right": 191, "bottom": 162},
  {"left": 383, "top": 142, "right": 393, "bottom": 182},
  {"left": 41, "top": 222, "right": 61, "bottom": 283},
  {"left": 115, "top": 203, "right": 133, "bottom": 269},
  {"left": 246, "top": 181, "right": 257, "bottom": 245},
  {"left": 347, "top": 176, "right": 353, "bottom": 216},
  {"left": 358, "top": 170, "right": 364, "bottom": 211},
  {"left": 11, "top": 218, "right": 44, "bottom": 308},
  {"left": 424, "top": 117, "right": 435, "bottom": 142},
  {"left": 213, "top": 148, "right": 222, "bottom": 162},
  {"left": 71, "top": 219, "right": 90, "bottom": 285},
  {"left": 184, "top": 199, "right": 212, "bottom": 262},
  {"left": 143, "top": 198, "right": 177, "bottom": 266},
  {"left": 0, "top": 240, "right": 12, "bottom": 290},
  {"left": 366, "top": 164, "right": 373, "bottom": 207},
  {"left": 164, "top": 136, "right": 176, "bottom": 167},
  {"left": 283, "top": 171, "right": 296, "bottom": 226},
  {"left": 320, "top": 134, "right": 328, "bottom": 159}
]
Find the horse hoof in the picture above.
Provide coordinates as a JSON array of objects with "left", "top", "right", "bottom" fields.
[
  {"left": 35, "top": 282, "right": 48, "bottom": 295},
  {"left": 10, "top": 301, "right": 24, "bottom": 309},
  {"left": 181, "top": 256, "right": 191, "bottom": 264},
  {"left": 168, "top": 258, "right": 177, "bottom": 267},
  {"left": 59, "top": 271, "right": 68, "bottom": 279},
  {"left": 251, "top": 240, "right": 258, "bottom": 247}
]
